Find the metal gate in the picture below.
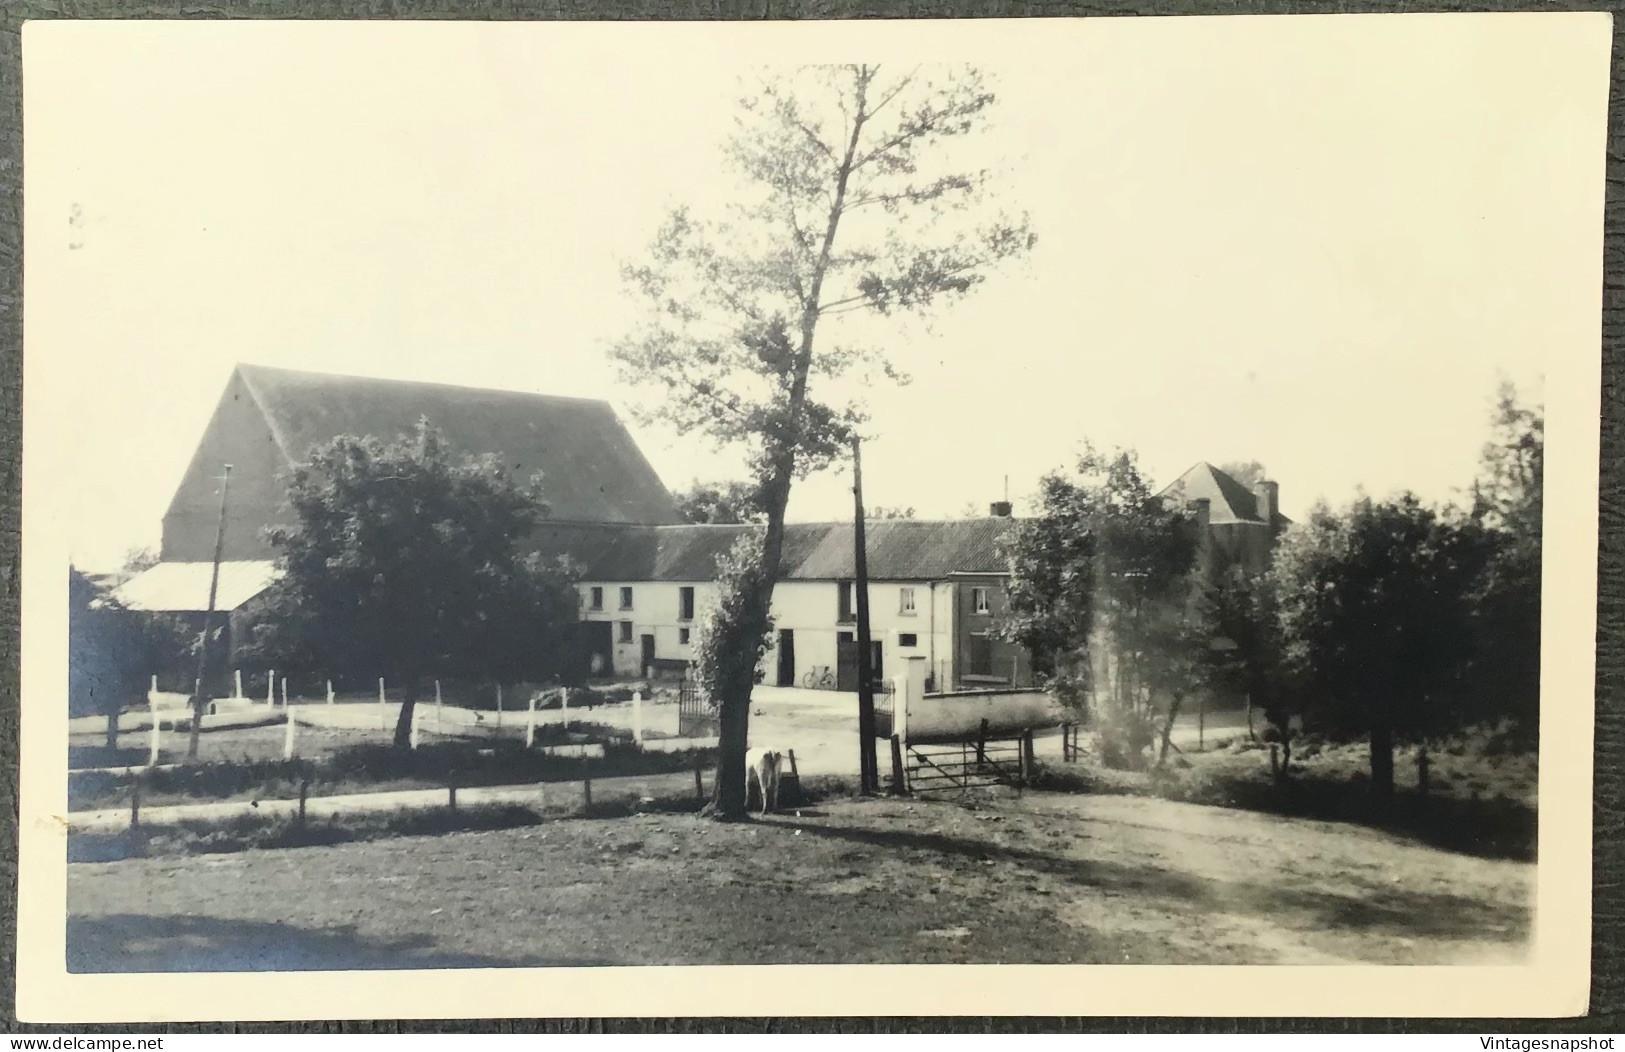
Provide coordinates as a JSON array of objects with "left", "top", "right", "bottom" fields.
[
  {"left": 677, "top": 681, "right": 718, "bottom": 737},
  {"left": 904, "top": 733, "right": 1028, "bottom": 796}
]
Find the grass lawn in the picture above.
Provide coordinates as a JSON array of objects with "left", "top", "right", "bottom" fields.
[{"left": 67, "top": 789, "right": 1531, "bottom": 970}]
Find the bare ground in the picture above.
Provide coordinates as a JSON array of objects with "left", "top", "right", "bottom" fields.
[{"left": 67, "top": 790, "right": 1531, "bottom": 971}]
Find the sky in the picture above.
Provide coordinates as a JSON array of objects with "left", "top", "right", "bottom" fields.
[{"left": 22, "top": 16, "right": 1607, "bottom": 572}]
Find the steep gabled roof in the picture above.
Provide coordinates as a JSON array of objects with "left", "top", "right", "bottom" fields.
[
  {"left": 580, "top": 517, "right": 1020, "bottom": 582},
  {"left": 234, "top": 364, "right": 683, "bottom": 526},
  {"left": 1156, "top": 462, "right": 1291, "bottom": 527}
]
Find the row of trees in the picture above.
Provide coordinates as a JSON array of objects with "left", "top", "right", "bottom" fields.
[{"left": 1001, "top": 383, "right": 1543, "bottom": 795}]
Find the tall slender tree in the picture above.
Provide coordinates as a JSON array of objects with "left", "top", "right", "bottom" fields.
[{"left": 612, "top": 65, "right": 1034, "bottom": 819}]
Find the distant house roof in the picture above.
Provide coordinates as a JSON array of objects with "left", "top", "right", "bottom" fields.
[
  {"left": 235, "top": 364, "right": 683, "bottom": 527},
  {"left": 581, "top": 518, "right": 1021, "bottom": 582},
  {"left": 1157, "top": 462, "right": 1291, "bottom": 527},
  {"left": 114, "top": 561, "right": 280, "bottom": 613}
]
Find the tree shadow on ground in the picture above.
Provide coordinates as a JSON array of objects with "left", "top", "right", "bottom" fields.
[
  {"left": 67, "top": 914, "right": 617, "bottom": 972},
  {"left": 777, "top": 816, "right": 1528, "bottom": 947}
]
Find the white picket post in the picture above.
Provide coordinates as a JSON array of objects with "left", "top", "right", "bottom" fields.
[
  {"left": 526, "top": 694, "right": 536, "bottom": 749},
  {"left": 378, "top": 678, "right": 386, "bottom": 730},
  {"left": 632, "top": 691, "right": 644, "bottom": 743},
  {"left": 326, "top": 679, "right": 335, "bottom": 705},
  {"left": 561, "top": 688, "right": 570, "bottom": 732},
  {"left": 410, "top": 705, "right": 421, "bottom": 750},
  {"left": 149, "top": 674, "right": 157, "bottom": 698},
  {"left": 267, "top": 669, "right": 276, "bottom": 706},
  {"left": 281, "top": 678, "right": 289, "bottom": 707},
  {"left": 435, "top": 680, "right": 443, "bottom": 734},
  {"left": 495, "top": 684, "right": 503, "bottom": 730},
  {"left": 234, "top": 669, "right": 243, "bottom": 699},
  {"left": 148, "top": 699, "right": 161, "bottom": 767},
  {"left": 283, "top": 701, "right": 297, "bottom": 760}
]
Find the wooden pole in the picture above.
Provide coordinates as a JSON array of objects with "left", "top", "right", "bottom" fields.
[
  {"left": 148, "top": 699, "right": 161, "bottom": 768},
  {"left": 526, "top": 693, "right": 536, "bottom": 749},
  {"left": 632, "top": 691, "right": 644, "bottom": 743},
  {"left": 234, "top": 669, "right": 242, "bottom": 699},
  {"left": 267, "top": 669, "right": 276, "bottom": 706},
  {"left": 283, "top": 700, "right": 296, "bottom": 760},
  {"left": 298, "top": 778, "right": 309, "bottom": 828},
  {"left": 1021, "top": 729, "right": 1036, "bottom": 785},
  {"left": 187, "top": 467, "right": 232, "bottom": 760},
  {"left": 1198, "top": 693, "right": 1205, "bottom": 752},
  {"left": 130, "top": 781, "right": 141, "bottom": 831},
  {"left": 378, "top": 678, "right": 387, "bottom": 730},
  {"left": 851, "top": 436, "right": 878, "bottom": 794},
  {"left": 890, "top": 734, "right": 906, "bottom": 795},
  {"left": 326, "top": 679, "right": 334, "bottom": 705},
  {"left": 694, "top": 757, "right": 705, "bottom": 800},
  {"left": 496, "top": 683, "right": 503, "bottom": 730},
  {"left": 435, "top": 679, "right": 443, "bottom": 734}
]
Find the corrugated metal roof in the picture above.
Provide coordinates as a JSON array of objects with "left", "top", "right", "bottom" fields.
[
  {"left": 235, "top": 364, "right": 684, "bottom": 527},
  {"left": 580, "top": 518, "right": 1020, "bottom": 582},
  {"left": 113, "top": 561, "right": 279, "bottom": 612}
]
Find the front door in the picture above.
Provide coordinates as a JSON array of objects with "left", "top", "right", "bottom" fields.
[
  {"left": 640, "top": 634, "right": 656, "bottom": 677},
  {"left": 836, "top": 632, "right": 858, "bottom": 692},
  {"left": 777, "top": 630, "right": 796, "bottom": 687}
]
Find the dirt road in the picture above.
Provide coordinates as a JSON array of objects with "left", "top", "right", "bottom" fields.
[{"left": 67, "top": 790, "right": 1530, "bottom": 971}]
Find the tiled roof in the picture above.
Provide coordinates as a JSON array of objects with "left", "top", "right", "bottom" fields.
[
  {"left": 114, "top": 561, "right": 279, "bottom": 612},
  {"left": 580, "top": 518, "right": 1021, "bottom": 582},
  {"left": 1157, "top": 462, "right": 1291, "bottom": 527},
  {"left": 236, "top": 364, "right": 683, "bottom": 527}
]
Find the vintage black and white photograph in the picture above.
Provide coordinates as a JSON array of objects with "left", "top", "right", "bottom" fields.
[{"left": 17, "top": 13, "right": 1607, "bottom": 1021}]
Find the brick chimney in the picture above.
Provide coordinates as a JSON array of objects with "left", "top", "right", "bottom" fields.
[
  {"left": 1253, "top": 480, "right": 1279, "bottom": 526},
  {"left": 989, "top": 501, "right": 1012, "bottom": 517}
]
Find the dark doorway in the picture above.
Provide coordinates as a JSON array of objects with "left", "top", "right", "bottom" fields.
[
  {"left": 777, "top": 630, "right": 796, "bottom": 687},
  {"left": 836, "top": 633, "right": 884, "bottom": 692},
  {"left": 640, "top": 634, "right": 656, "bottom": 677},
  {"left": 577, "top": 621, "right": 614, "bottom": 682}
]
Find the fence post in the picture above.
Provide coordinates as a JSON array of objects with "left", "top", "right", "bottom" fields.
[
  {"left": 694, "top": 757, "right": 705, "bottom": 801},
  {"left": 583, "top": 772, "right": 592, "bottom": 810},
  {"left": 298, "top": 778, "right": 309, "bottom": 829},
  {"left": 281, "top": 677, "right": 289, "bottom": 708},
  {"left": 326, "top": 680, "right": 335, "bottom": 705},
  {"left": 1197, "top": 694, "right": 1206, "bottom": 752},
  {"left": 435, "top": 680, "right": 444, "bottom": 734},
  {"left": 378, "top": 678, "right": 387, "bottom": 730},
  {"left": 1417, "top": 747, "right": 1431, "bottom": 800},
  {"left": 283, "top": 701, "right": 297, "bottom": 760},
  {"left": 149, "top": 674, "right": 157, "bottom": 699},
  {"left": 130, "top": 780, "right": 141, "bottom": 831},
  {"left": 267, "top": 669, "right": 276, "bottom": 706},
  {"left": 448, "top": 779, "right": 458, "bottom": 814},
  {"left": 890, "top": 734, "right": 906, "bottom": 795},
  {"left": 234, "top": 669, "right": 243, "bottom": 699},
  {"left": 561, "top": 688, "right": 570, "bottom": 732},
  {"left": 526, "top": 694, "right": 536, "bottom": 749},
  {"left": 410, "top": 705, "right": 421, "bottom": 751},
  {"left": 496, "top": 683, "right": 503, "bottom": 730},
  {"left": 148, "top": 699, "right": 162, "bottom": 767},
  {"left": 1021, "top": 729, "right": 1035, "bottom": 786},
  {"left": 632, "top": 691, "right": 644, "bottom": 743}
]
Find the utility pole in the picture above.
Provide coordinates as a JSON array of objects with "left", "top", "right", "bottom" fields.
[
  {"left": 188, "top": 464, "right": 232, "bottom": 760},
  {"left": 851, "top": 437, "right": 878, "bottom": 794}
]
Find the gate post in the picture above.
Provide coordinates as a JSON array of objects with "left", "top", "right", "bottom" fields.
[
  {"left": 1021, "top": 729, "right": 1035, "bottom": 785},
  {"left": 890, "top": 734, "right": 906, "bottom": 795}
]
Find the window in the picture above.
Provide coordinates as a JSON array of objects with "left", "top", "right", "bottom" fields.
[
  {"left": 899, "top": 587, "right": 916, "bottom": 615},
  {"left": 619, "top": 587, "right": 634, "bottom": 611},
  {"left": 588, "top": 586, "right": 603, "bottom": 611},
  {"left": 679, "top": 627, "right": 691, "bottom": 645},
  {"left": 837, "top": 580, "right": 855, "bottom": 622},
  {"left": 679, "top": 586, "right": 695, "bottom": 622},
  {"left": 968, "top": 633, "right": 993, "bottom": 676},
  {"left": 618, "top": 621, "right": 633, "bottom": 644},
  {"left": 898, "top": 633, "right": 918, "bottom": 648},
  {"left": 972, "top": 586, "right": 990, "bottom": 615}
]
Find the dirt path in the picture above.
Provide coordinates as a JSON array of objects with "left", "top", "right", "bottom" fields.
[{"left": 67, "top": 790, "right": 1530, "bottom": 971}]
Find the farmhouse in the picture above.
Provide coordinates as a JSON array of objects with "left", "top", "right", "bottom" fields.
[
  {"left": 572, "top": 515, "right": 1031, "bottom": 692},
  {"left": 113, "top": 364, "right": 1283, "bottom": 699}
]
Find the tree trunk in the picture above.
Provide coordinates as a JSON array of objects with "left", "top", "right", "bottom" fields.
[
  {"left": 1369, "top": 720, "right": 1394, "bottom": 799},
  {"left": 393, "top": 677, "right": 419, "bottom": 750},
  {"left": 1156, "top": 693, "right": 1183, "bottom": 768}
]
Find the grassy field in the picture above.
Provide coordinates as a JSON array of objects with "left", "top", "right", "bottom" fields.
[{"left": 67, "top": 788, "right": 1531, "bottom": 970}]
